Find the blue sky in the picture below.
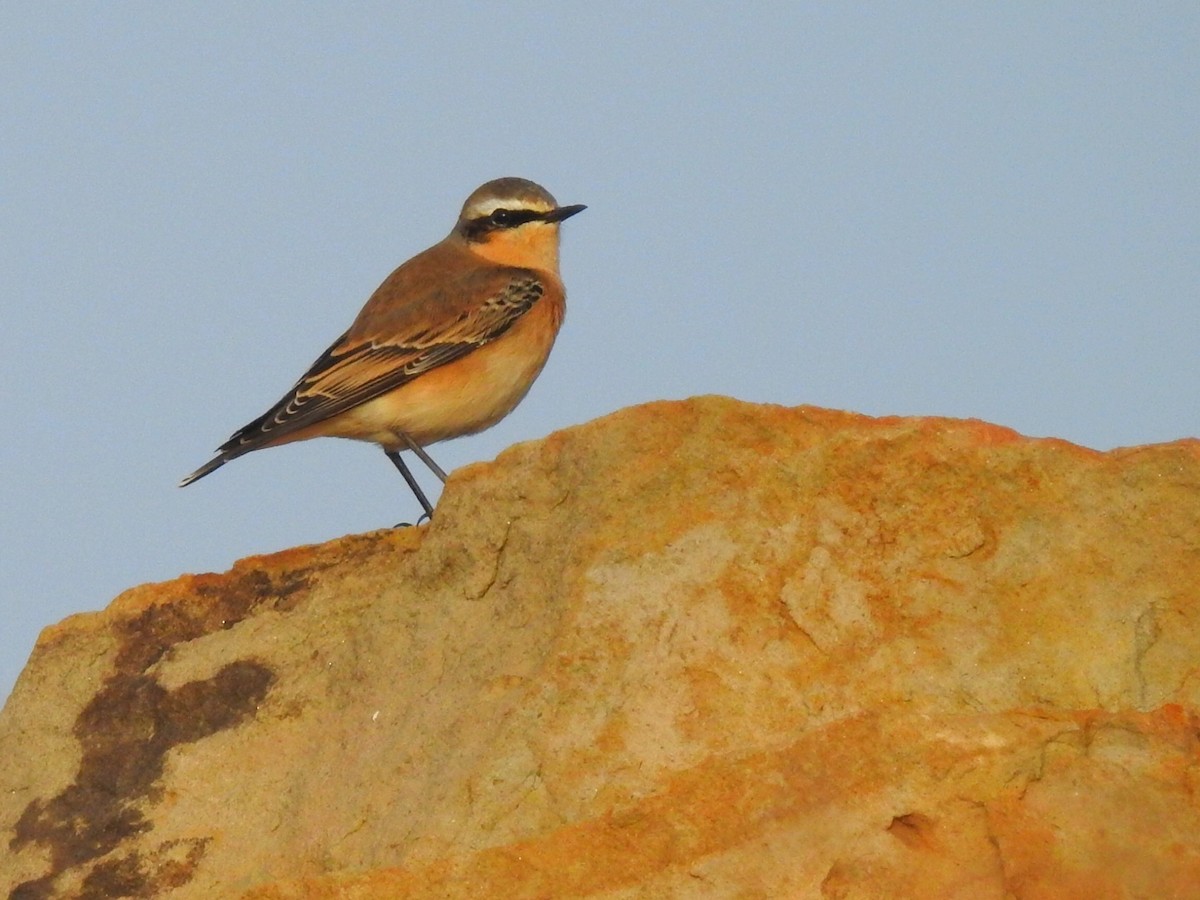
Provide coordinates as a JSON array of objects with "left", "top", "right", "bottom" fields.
[{"left": 2, "top": 5, "right": 1197, "bottom": 701}]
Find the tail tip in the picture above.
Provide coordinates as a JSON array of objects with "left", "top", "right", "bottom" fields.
[{"left": 178, "top": 456, "right": 225, "bottom": 488}]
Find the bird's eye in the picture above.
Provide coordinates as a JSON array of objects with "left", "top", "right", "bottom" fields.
[{"left": 490, "top": 208, "right": 514, "bottom": 227}]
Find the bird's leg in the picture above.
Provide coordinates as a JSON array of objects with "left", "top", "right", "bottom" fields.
[
  {"left": 384, "top": 449, "right": 435, "bottom": 523},
  {"left": 398, "top": 433, "right": 448, "bottom": 483}
]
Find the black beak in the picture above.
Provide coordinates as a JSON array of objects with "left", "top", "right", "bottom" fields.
[{"left": 543, "top": 203, "right": 587, "bottom": 223}]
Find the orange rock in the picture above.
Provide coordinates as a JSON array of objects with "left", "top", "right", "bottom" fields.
[{"left": 1, "top": 397, "right": 1198, "bottom": 898}]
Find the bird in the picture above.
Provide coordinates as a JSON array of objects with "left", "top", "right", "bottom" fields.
[{"left": 180, "top": 177, "right": 585, "bottom": 521}]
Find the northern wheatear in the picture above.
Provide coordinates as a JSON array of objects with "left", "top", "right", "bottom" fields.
[{"left": 180, "top": 177, "right": 585, "bottom": 519}]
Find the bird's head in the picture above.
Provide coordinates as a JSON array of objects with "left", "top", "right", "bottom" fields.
[{"left": 454, "top": 177, "right": 585, "bottom": 272}]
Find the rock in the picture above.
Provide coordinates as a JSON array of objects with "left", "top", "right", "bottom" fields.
[{"left": 1, "top": 396, "right": 1198, "bottom": 898}]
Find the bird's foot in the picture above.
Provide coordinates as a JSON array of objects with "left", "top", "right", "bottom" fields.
[{"left": 392, "top": 512, "right": 432, "bottom": 529}]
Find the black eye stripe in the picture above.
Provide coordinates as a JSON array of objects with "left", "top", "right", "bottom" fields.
[
  {"left": 491, "top": 208, "right": 541, "bottom": 227},
  {"left": 461, "top": 207, "right": 545, "bottom": 240}
]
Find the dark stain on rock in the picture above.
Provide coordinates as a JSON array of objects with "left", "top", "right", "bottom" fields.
[
  {"left": 77, "top": 837, "right": 210, "bottom": 899},
  {"left": 116, "top": 568, "right": 311, "bottom": 674},
  {"left": 5, "top": 557, "right": 321, "bottom": 897},
  {"left": 8, "top": 877, "right": 54, "bottom": 900},
  {"left": 8, "top": 659, "right": 274, "bottom": 898}
]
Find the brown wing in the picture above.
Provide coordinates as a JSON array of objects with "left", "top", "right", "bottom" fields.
[{"left": 213, "top": 267, "right": 545, "bottom": 458}]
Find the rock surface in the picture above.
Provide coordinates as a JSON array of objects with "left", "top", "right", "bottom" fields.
[{"left": 2, "top": 396, "right": 1198, "bottom": 899}]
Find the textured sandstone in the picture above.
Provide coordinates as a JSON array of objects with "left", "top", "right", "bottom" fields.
[{"left": 1, "top": 397, "right": 1198, "bottom": 898}]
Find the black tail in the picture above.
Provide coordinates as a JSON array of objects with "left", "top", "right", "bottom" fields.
[
  {"left": 179, "top": 410, "right": 275, "bottom": 487},
  {"left": 178, "top": 454, "right": 230, "bottom": 487}
]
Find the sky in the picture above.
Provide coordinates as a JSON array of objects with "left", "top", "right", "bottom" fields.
[{"left": 2, "top": 5, "right": 1197, "bottom": 703}]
